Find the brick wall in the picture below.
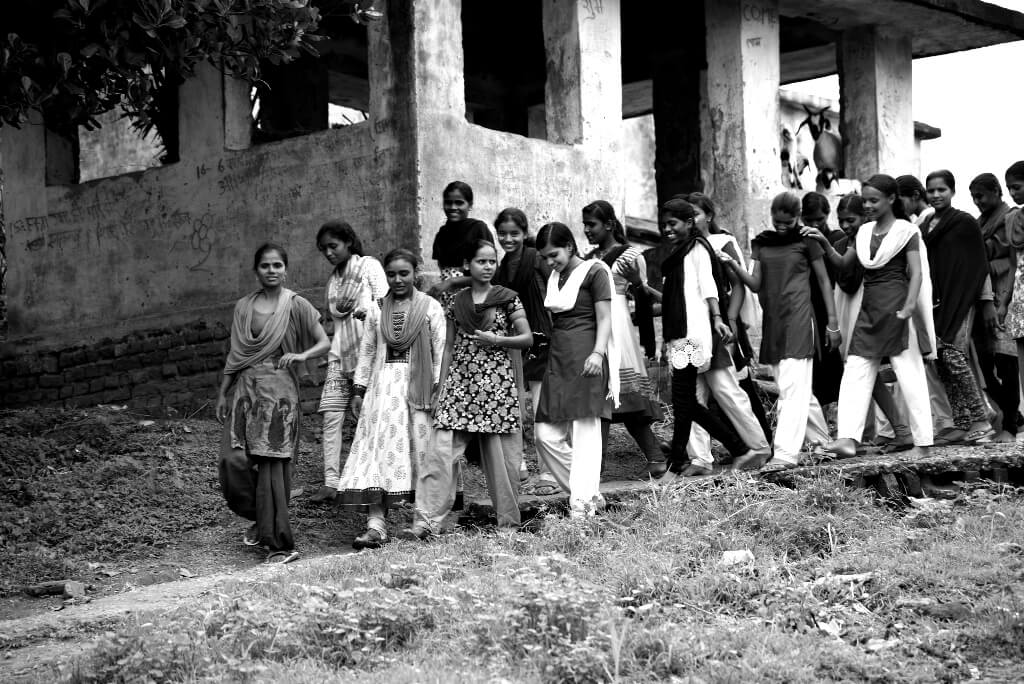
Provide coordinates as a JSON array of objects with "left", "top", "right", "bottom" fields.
[{"left": 0, "top": 320, "right": 326, "bottom": 415}]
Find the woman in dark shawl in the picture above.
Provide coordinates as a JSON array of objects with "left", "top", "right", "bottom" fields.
[
  {"left": 922, "top": 169, "right": 993, "bottom": 442},
  {"left": 216, "top": 243, "right": 330, "bottom": 564},
  {"left": 969, "top": 173, "right": 1018, "bottom": 442}
]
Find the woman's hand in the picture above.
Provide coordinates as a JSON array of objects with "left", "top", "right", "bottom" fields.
[
  {"left": 620, "top": 260, "right": 643, "bottom": 287},
  {"left": 350, "top": 395, "right": 363, "bottom": 419},
  {"left": 471, "top": 330, "right": 501, "bottom": 347},
  {"left": 352, "top": 306, "right": 368, "bottom": 321},
  {"left": 713, "top": 317, "right": 732, "bottom": 342},
  {"left": 895, "top": 306, "right": 915, "bottom": 320},
  {"left": 800, "top": 227, "right": 828, "bottom": 243},
  {"left": 715, "top": 251, "right": 737, "bottom": 270},
  {"left": 996, "top": 302, "right": 1008, "bottom": 327},
  {"left": 335, "top": 297, "right": 356, "bottom": 316},
  {"left": 277, "top": 352, "right": 306, "bottom": 369},
  {"left": 426, "top": 280, "right": 448, "bottom": 298},
  {"left": 826, "top": 327, "right": 842, "bottom": 351},
  {"left": 215, "top": 393, "right": 229, "bottom": 424},
  {"left": 582, "top": 352, "right": 604, "bottom": 377}
]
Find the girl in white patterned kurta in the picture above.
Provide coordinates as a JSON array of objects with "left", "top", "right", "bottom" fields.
[
  {"left": 337, "top": 249, "right": 446, "bottom": 550},
  {"left": 314, "top": 221, "right": 388, "bottom": 503}
]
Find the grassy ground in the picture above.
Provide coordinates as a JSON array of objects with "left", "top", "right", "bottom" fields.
[{"left": 53, "top": 475, "right": 1024, "bottom": 683}]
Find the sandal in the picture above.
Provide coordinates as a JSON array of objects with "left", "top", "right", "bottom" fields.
[
  {"left": 398, "top": 525, "right": 432, "bottom": 541},
  {"left": 646, "top": 459, "right": 669, "bottom": 478},
  {"left": 731, "top": 448, "right": 771, "bottom": 472},
  {"left": 963, "top": 423, "right": 996, "bottom": 444},
  {"left": 243, "top": 523, "right": 260, "bottom": 547},
  {"left": 266, "top": 550, "right": 299, "bottom": 564},
  {"left": 933, "top": 427, "right": 965, "bottom": 446},
  {"left": 309, "top": 485, "right": 337, "bottom": 504},
  {"left": 352, "top": 528, "right": 388, "bottom": 550},
  {"left": 522, "top": 478, "right": 562, "bottom": 496},
  {"left": 680, "top": 463, "right": 713, "bottom": 477}
]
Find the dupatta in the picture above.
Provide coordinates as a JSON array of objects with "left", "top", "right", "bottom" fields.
[
  {"left": 834, "top": 220, "right": 936, "bottom": 360},
  {"left": 381, "top": 290, "right": 435, "bottom": 410},
  {"left": 224, "top": 289, "right": 297, "bottom": 374}
]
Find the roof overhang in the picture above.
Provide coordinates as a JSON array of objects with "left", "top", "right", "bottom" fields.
[{"left": 780, "top": 0, "right": 1024, "bottom": 83}]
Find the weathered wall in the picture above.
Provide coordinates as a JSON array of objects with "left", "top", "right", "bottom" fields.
[{"left": 3, "top": 122, "right": 389, "bottom": 345}]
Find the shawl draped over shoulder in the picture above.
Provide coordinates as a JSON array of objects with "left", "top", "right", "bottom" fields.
[
  {"left": 923, "top": 209, "right": 988, "bottom": 343},
  {"left": 224, "top": 288, "right": 321, "bottom": 381}
]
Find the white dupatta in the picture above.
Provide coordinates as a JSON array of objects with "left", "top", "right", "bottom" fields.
[
  {"left": 834, "top": 219, "right": 937, "bottom": 360},
  {"left": 545, "top": 260, "right": 621, "bottom": 408}
]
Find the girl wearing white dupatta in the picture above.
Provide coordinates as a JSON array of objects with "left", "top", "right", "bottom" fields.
[
  {"left": 534, "top": 222, "right": 619, "bottom": 517},
  {"left": 804, "top": 175, "right": 935, "bottom": 459}
]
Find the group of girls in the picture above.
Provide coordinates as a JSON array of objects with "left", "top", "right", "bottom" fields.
[{"left": 214, "top": 163, "right": 1024, "bottom": 561}]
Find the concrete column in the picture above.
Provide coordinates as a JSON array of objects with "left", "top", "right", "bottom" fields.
[
  {"left": 411, "top": 0, "right": 465, "bottom": 117},
  {"left": 542, "top": 0, "right": 621, "bottom": 148},
  {"left": 839, "top": 26, "right": 914, "bottom": 181},
  {"left": 653, "top": 46, "right": 705, "bottom": 205},
  {"left": 177, "top": 63, "right": 225, "bottom": 162},
  {"left": 223, "top": 75, "right": 251, "bottom": 151},
  {"left": 703, "top": 0, "right": 781, "bottom": 248}
]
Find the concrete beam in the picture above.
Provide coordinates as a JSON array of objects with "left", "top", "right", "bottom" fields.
[
  {"left": 839, "top": 25, "right": 914, "bottom": 181},
  {"left": 704, "top": 0, "right": 781, "bottom": 248}
]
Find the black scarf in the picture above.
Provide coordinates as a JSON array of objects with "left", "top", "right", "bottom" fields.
[
  {"left": 661, "top": 231, "right": 720, "bottom": 340},
  {"left": 496, "top": 246, "right": 551, "bottom": 338},
  {"left": 452, "top": 285, "right": 519, "bottom": 335},
  {"left": 431, "top": 218, "right": 492, "bottom": 269},
  {"left": 923, "top": 208, "right": 988, "bottom": 342}
]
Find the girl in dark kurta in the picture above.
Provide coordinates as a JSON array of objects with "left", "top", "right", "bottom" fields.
[
  {"left": 493, "top": 208, "right": 553, "bottom": 487},
  {"left": 428, "top": 181, "right": 493, "bottom": 304},
  {"left": 969, "top": 173, "right": 1018, "bottom": 442},
  {"left": 923, "top": 169, "right": 993, "bottom": 442},
  {"left": 216, "top": 243, "right": 330, "bottom": 564},
  {"left": 581, "top": 200, "right": 664, "bottom": 475},
  {"left": 802, "top": 192, "right": 846, "bottom": 407},
  {"left": 657, "top": 199, "right": 761, "bottom": 479},
  {"left": 804, "top": 175, "right": 935, "bottom": 459},
  {"left": 722, "top": 192, "right": 840, "bottom": 472},
  {"left": 533, "top": 222, "right": 616, "bottom": 516},
  {"left": 410, "top": 240, "right": 533, "bottom": 537}
]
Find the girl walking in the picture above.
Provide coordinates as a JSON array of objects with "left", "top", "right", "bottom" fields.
[
  {"left": 657, "top": 199, "right": 761, "bottom": 478},
  {"left": 1001, "top": 162, "right": 1024, "bottom": 413},
  {"left": 581, "top": 200, "right": 664, "bottom": 476},
  {"left": 312, "top": 221, "right": 388, "bottom": 503},
  {"left": 676, "top": 193, "right": 771, "bottom": 475},
  {"left": 533, "top": 222, "right": 617, "bottom": 516},
  {"left": 337, "top": 249, "right": 446, "bottom": 549},
  {"left": 409, "top": 240, "right": 533, "bottom": 537},
  {"left": 923, "top": 170, "right": 993, "bottom": 442},
  {"left": 803, "top": 175, "right": 935, "bottom": 459},
  {"left": 217, "top": 243, "right": 330, "bottom": 564},
  {"left": 722, "top": 192, "right": 839, "bottom": 472}
]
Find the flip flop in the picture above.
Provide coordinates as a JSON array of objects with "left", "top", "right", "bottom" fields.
[
  {"left": 759, "top": 459, "right": 798, "bottom": 474},
  {"left": 933, "top": 427, "right": 965, "bottom": 446},
  {"left": 266, "top": 550, "right": 299, "bottom": 564},
  {"left": 963, "top": 427, "right": 996, "bottom": 444}
]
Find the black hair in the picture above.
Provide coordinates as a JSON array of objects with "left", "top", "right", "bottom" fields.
[
  {"left": 801, "top": 192, "right": 831, "bottom": 217},
  {"left": 896, "top": 175, "right": 927, "bottom": 201},
  {"left": 684, "top": 192, "right": 724, "bottom": 234},
  {"left": 494, "top": 207, "right": 528, "bottom": 234},
  {"left": 863, "top": 174, "right": 910, "bottom": 221},
  {"left": 316, "top": 220, "right": 364, "bottom": 256},
  {"left": 1006, "top": 161, "right": 1024, "bottom": 181},
  {"left": 582, "top": 199, "right": 627, "bottom": 244},
  {"left": 770, "top": 191, "right": 801, "bottom": 217},
  {"left": 443, "top": 180, "right": 474, "bottom": 205},
  {"left": 836, "top": 194, "right": 865, "bottom": 216},
  {"left": 536, "top": 222, "right": 578, "bottom": 256},
  {"left": 660, "top": 198, "right": 697, "bottom": 223},
  {"left": 926, "top": 169, "right": 956, "bottom": 193},
  {"left": 969, "top": 173, "right": 1002, "bottom": 196},
  {"left": 464, "top": 239, "right": 498, "bottom": 263},
  {"left": 253, "top": 242, "right": 288, "bottom": 270},
  {"left": 382, "top": 247, "right": 419, "bottom": 270}
]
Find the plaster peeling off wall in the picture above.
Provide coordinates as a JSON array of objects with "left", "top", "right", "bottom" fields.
[{"left": 4, "top": 123, "right": 395, "bottom": 347}]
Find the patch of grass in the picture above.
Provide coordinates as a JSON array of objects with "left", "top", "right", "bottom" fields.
[{"left": 56, "top": 474, "right": 1024, "bottom": 682}]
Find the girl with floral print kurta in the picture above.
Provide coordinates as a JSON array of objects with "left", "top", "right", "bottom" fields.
[{"left": 408, "top": 240, "right": 534, "bottom": 538}]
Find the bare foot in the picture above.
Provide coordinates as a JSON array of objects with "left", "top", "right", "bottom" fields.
[
  {"left": 990, "top": 430, "right": 1016, "bottom": 443},
  {"left": 905, "top": 446, "right": 929, "bottom": 459}
]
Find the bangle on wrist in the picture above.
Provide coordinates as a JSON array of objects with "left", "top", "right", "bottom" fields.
[
  {"left": 590, "top": 350, "right": 606, "bottom": 358},
  {"left": 826, "top": 326, "right": 840, "bottom": 334},
  {"left": 352, "top": 385, "right": 367, "bottom": 398}
]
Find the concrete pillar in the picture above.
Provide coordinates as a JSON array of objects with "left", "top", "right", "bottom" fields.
[
  {"left": 839, "top": 26, "right": 914, "bottom": 180},
  {"left": 542, "top": 0, "right": 622, "bottom": 149},
  {"left": 223, "top": 75, "right": 251, "bottom": 151},
  {"left": 177, "top": 63, "right": 225, "bottom": 162},
  {"left": 703, "top": 0, "right": 781, "bottom": 248},
  {"left": 653, "top": 46, "right": 705, "bottom": 205},
  {"left": 411, "top": 0, "right": 465, "bottom": 117}
]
